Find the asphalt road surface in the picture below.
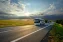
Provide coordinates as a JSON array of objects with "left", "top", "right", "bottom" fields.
[{"left": 0, "top": 22, "right": 54, "bottom": 42}]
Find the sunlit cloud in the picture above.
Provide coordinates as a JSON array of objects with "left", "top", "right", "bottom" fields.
[
  {"left": 44, "top": 3, "right": 63, "bottom": 15},
  {"left": 0, "top": 0, "right": 31, "bottom": 16},
  {"left": 42, "top": 3, "right": 56, "bottom": 15}
]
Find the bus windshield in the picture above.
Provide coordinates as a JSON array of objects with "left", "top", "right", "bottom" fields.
[{"left": 34, "top": 19, "right": 40, "bottom": 23}]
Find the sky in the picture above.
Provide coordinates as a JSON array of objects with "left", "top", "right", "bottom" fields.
[{"left": 0, "top": 0, "right": 63, "bottom": 19}]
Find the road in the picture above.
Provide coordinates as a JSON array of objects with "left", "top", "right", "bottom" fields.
[{"left": 0, "top": 22, "right": 54, "bottom": 42}]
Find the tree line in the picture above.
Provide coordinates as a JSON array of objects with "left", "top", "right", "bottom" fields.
[{"left": 56, "top": 20, "right": 63, "bottom": 25}]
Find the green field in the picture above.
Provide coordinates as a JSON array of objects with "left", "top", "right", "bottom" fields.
[{"left": 0, "top": 19, "right": 34, "bottom": 28}]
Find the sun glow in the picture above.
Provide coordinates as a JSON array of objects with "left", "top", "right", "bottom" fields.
[
  {"left": 24, "top": 11, "right": 30, "bottom": 16},
  {"left": 10, "top": 11, "right": 30, "bottom": 16}
]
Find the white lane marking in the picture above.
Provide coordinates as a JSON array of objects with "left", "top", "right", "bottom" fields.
[{"left": 11, "top": 24, "right": 53, "bottom": 42}]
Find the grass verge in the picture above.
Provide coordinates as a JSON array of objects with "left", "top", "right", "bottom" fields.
[{"left": 49, "top": 23, "right": 63, "bottom": 42}]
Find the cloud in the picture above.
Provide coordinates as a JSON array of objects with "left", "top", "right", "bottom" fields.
[
  {"left": 0, "top": 0, "right": 10, "bottom": 12},
  {"left": 0, "top": 0, "right": 27, "bottom": 14},
  {"left": 0, "top": 0, "right": 29, "bottom": 19},
  {"left": 21, "top": 4, "right": 26, "bottom": 10},
  {"left": 43, "top": 0, "right": 63, "bottom": 15},
  {"left": 46, "top": 7, "right": 63, "bottom": 15},
  {"left": 42, "top": 3, "right": 56, "bottom": 14},
  {"left": 49, "top": 4, "right": 56, "bottom": 10},
  {"left": 9, "top": 1, "right": 30, "bottom": 16},
  {"left": 42, "top": 2, "right": 63, "bottom": 15}
]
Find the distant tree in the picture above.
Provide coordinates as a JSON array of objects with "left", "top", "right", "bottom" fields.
[
  {"left": 56, "top": 20, "right": 63, "bottom": 25},
  {"left": 45, "top": 20, "right": 48, "bottom": 23}
]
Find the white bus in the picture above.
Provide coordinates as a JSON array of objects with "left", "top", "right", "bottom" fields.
[{"left": 34, "top": 18, "right": 45, "bottom": 26}]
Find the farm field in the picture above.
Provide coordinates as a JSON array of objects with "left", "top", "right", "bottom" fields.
[{"left": 0, "top": 19, "right": 34, "bottom": 28}]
